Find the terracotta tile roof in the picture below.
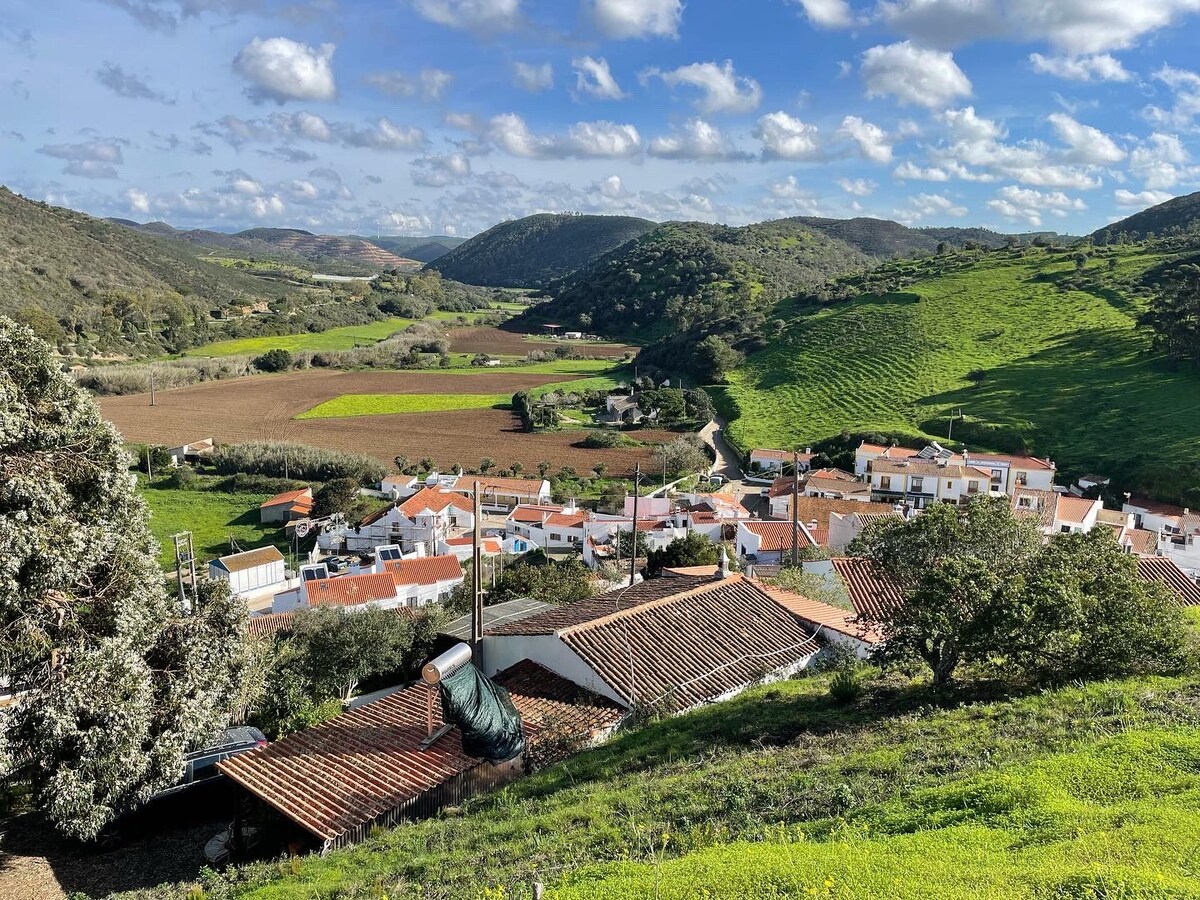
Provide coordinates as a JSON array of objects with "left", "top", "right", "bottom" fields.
[
  {"left": 398, "top": 487, "right": 473, "bottom": 519},
  {"left": 218, "top": 661, "right": 620, "bottom": 844},
  {"left": 1126, "top": 496, "right": 1187, "bottom": 518},
  {"left": 492, "top": 659, "right": 623, "bottom": 735},
  {"left": 871, "top": 459, "right": 993, "bottom": 479},
  {"left": 751, "top": 448, "right": 809, "bottom": 462},
  {"left": 1136, "top": 557, "right": 1200, "bottom": 607},
  {"left": 770, "top": 495, "right": 897, "bottom": 524},
  {"left": 261, "top": 488, "right": 312, "bottom": 509},
  {"left": 830, "top": 557, "right": 904, "bottom": 620},
  {"left": 212, "top": 545, "right": 285, "bottom": 574},
  {"left": 858, "top": 442, "right": 920, "bottom": 459},
  {"left": 755, "top": 582, "right": 880, "bottom": 644},
  {"left": 304, "top": 571, "right": 398, "bottom": 608},
  {"left": 556, "top": 574, "right": 819, "bottom": 709},
  {"left": 662, "top": 565, "right": 720, "bottom": 577},
  {"left": 1012, "top": 488, "right": 1059, "bottom": 529},
  {"left": 1055, "top": 496, "right": 1099, "bottom": 526},
  {"left": 741, "top": 520, "right": 814, "bottom": 552},
  {"left": 508, "top": 504, "right": 563, "bottom": 523},
  {"left": 545, "top": 511, "right": 587, "bottom": 528},
  {"left": 444, "top": 536, "right": 503, "bottom": 554},
  {"left": 488, "top": 576, "right": 717, "bottom": 636},
  {"left": 808, "top": 467, "right": 857, "bottom": 482},
  {"left": 384, "top": 555, "right": 464, "bottom": 586},
  {"left": 1182, "top": 513, "right": 1200, "bottom": 535},
  {"left": 807, "top": 527, "right": 830, "bottom": 547},
  {"left": 1123, "top": 528, "right": 1160, "bottom": 556}
]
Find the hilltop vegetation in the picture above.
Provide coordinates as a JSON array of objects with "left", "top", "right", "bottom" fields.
[
  {"left": 124, "top": 669, "right": 1200, "bottom": 899},
  {"left": 425, "top": 213, "right": 656, "bottom": 287},
  {"left": 109, "top": 221, "right": 419, "bottom": 275},
  {"left": 722, "top": 241, "right": 1200, "bottom": 503},
  {"left": 1092, "top": 188, "right": 1200, "bottom": 242}
]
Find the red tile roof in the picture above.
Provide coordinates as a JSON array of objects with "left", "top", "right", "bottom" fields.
[
  {"left": 444, "top": 536, "right": 503, "bottom": 554},
  {"left": 830, "top": 557, "right": 905, "bottom": 620},
  {"left": 545, "top": 511, "right": 587, "bottom": 528},
  {"left": 218, "top": 660, "right": 621, "bottom": 844},
  {"left": 1137, "top": 557, "right": 1200, "bottom": 607},
  {"left": 384, "top": 555, "right": 464, "bottom": 586},
  {"left": 261, "top": 488, "right": 312, "bottom": 509},
  {"left": 304, "top": 571, "right": 398, "bottom": 608},
  {"left": 488, "top": 576, "right": 717, "bottom": 636},
  {"left": 1055, "top": 496, "right": 1099, "bottom": 525},
  {"left": 741, "top": 520, "right": 814, "bottom": 552},
  {"left": 1123, "top": 528, "right": 1160, "bottom": 555},
  {"left": 1126, "top": 496, "right": 1187, "bottom": 518},
  {"left": 751, "top": 449, "right": 814, "bottom": 463},
  {"left": 858, "top": 443, "right": 921, "bottom": 459},
  {"left": 462, "top": 477, "right": 549, "bottom": 497},
  {"left": 556, "top": 574, "right": 819, "bottom": 709},
  {"left": 662, "top": 564, "right": 720, "bottom": 577},
  {"left": 755, "top": 582, "right": 881, "bottom": 644},
  {"left": 508, "top": 504, "right": 562, "bottom": 523},
  {"left": 398, "top": 487, "right": 473, "bottom": 519}
]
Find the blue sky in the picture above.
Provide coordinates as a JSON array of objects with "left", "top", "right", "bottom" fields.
[{"left": 3, "top": 0, "right": 1200, "bottom": 236}]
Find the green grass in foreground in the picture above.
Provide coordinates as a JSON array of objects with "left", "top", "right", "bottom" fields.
[
  {"left": 183, "top": 318, "right": 416, "bottom": 357},
  {"left": 723, "top": 246, "right": 1200, "bottom": 499},
  {"left": 139, "top": 480, "right": 287, "bottom": 568},
  {"left": 143, "top": 670, "right": 1200, "bottom": 900},
  {"left": 297, "top": 393, "right": 512, "bottom": 419}
]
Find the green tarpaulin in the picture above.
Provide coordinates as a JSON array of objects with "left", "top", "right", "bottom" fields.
[{"left": 438, "top": 663, "right": 526, "bottom": 764}]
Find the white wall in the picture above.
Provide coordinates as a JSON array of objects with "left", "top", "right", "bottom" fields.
[
  {"left": 211, "top": 560, "right": 286, "bottom": 596},
  {"left": 482, "top": 634, "right": 626, "bottom": 705}
]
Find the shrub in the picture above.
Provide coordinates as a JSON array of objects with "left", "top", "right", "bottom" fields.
[
  {"left": 254, "top": 348, "right": 293, "bottom": 372},
  {"left": 211, "top": 440, "right": 386, "bottom": 485},
  {"left": 828, "top": 668, "right": 862, "bottom": 704},
  {"left": 579, "top": 429, "right": 624, "bottom": 449}
]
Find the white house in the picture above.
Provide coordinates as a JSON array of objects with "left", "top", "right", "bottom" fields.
[
  {"left": 346, "top": 487, "right": 474, "bottom": 554},
  {"left": 803, "top": 468, "right": 873, "bottom": 501},
  {"left": 448, "top": 476, "right": 553, "bottom": 511},
  {"left": 507, "top": 504, "right": 588, "bottom": 551},
  {"left": 260, "top": 487, "right": 314, "bottom": 525},
  {"left": 1011, "top": 488, "right": 1103, "bottom": 536},
  {"left": 749, "top": 448, "right": 814, "bottom": 475},
  {"left": 380, "top": 474, "right": 420, "bottom": 499},
  {"left": 166, "top": 437, "right": 215, "bottom": 468},
  {"left": 867, "top": 458, "right": 994, "bottom": 508},
  {"left": 827, "top": 509, "right": 903, "bottom": 552},
  {"left": 209, "top": 546, "right": 286, "bottom": 596},
  {"left": 482, "top": 572, "right": 820, "bottom": 711},
  {"left": 381, "top": 555, "right": 465, "bottom": 606},
  {"left": 272, "top": 567, "right": 400, "bottom": 614},
  {"left": 964, "top": 451, "right": 1056, "bottom": 494},
  {"left": 736, "top": 520, "right": 817, "bottom": 564},
  {"left": 853, "top": 442, "right": 921, "bottom": 476}
]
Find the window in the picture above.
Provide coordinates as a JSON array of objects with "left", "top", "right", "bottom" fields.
[
  {"left": 1017, "top": 495, "right": 1033, "bottom": 509},
  {"left": 1016, "top": 472, "right": 1028, "bottom": 486},
  {"left": 1061, "top": 525, "right": 1072, "bottom": 533},
  {"left": 879, "top": 476, "right": 892, "bottom": 491},
  {"left": 911, "top": 476, "right": 925, "bottom": 492},
  {"left": 990, "top": 468, "right": 1003, "bottom": 485},
  {"left": 550, "top": 532, "right": 562, "bottom": 541},
  {"left": 967, "top": 480, "right": 980, "bottom": 494}
]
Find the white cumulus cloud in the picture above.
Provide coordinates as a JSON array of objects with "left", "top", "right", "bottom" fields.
[
  {"left": 487, "top": 113, "right": 642, "bottom": 159},
  {"left": 587, "top": 0, "right": 682, "bottom": 39},
  {"left": 1029, "top": 53, "right": 1131, "bottom": 82},
  {"left": 233, "top": 37, "right": 336, "bottom": 105},
  {"left": 649, "top": 118, "right": 752, "bottom": 161},
  {"left": 1047, "top": 113, "right": 1125, "bottom": 165},
  {"left": 1114, "top": 188, "right": 1175, "bottom": 208},
  {"left": 513, "top": 61, "right": 553, "bottom": 92},
  {"left": 645, "top": 60, "right": 763, "bottom": 115},
  {"left": 861, "top": 42, "right": 971, "bottom": 108},
  {"left": 837, "top": 115, "right": 893, "bottom": 163},
  {"left": 572, "top": 56, "right": 625, "bottom": 100},
  {"left": 413, "top": 0, "right": 521, "bottom": 32},
  {"left": 837, "top": 177, "right": 877, "bottom": 195},
  {"left": 755, "top": 111, "right": 824, "bottom": 160},
  {"left": 986, "top": 185, "right": 1085, "bottom": 226},
  {"left": 791, "top": 0, "right": 854, "bottom": 27}
]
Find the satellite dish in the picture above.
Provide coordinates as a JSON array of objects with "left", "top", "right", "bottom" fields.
[{"left": 296, "top": 521, "right": 311, "bottom": 538}]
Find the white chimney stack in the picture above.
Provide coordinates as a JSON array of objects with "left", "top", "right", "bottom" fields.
[{"left": 719, "top": 546, "right": 731, "bottom": 578}]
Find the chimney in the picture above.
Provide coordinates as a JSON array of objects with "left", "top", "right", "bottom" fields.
[{"left": 719, "top": 546, "right": 731, "bottom": 578}]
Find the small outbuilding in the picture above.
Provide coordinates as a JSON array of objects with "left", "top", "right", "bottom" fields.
[
  {"left": 260, "top": 487, "right": 314, "bottom": 525},
  {"left": 209, "top": 546, "right": 287, "bottom": 596}
]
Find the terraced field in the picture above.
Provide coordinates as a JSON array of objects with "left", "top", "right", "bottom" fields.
[{"left": 723, "top": 246, "right": 1200, "bottom": 500}]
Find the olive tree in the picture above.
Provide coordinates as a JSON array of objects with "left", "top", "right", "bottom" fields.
[{"left": 0, "top": 317, "right": 256, "bottom": 839}]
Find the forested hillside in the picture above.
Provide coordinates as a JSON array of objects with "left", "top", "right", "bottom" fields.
[
  {"left": 109, "top": 221, "right": 419, "bottom": 274},
  {"left": 424, "top": 213, "right": 656, "bottom": 287},
  {"left": 1092, "top": 189, "right": 1200, "bottom": 242},
  {"left": 722, "top": 240, "right": 1200, "bottom": 503}
]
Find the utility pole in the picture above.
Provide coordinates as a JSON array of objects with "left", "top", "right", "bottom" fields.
[
  {"left": 172, "top": 531, "right": 197, "bottom": 613},
  {"left": 629, "top": 463, "right": 641, "bottom": 585},
  {"left": 149, "top": 369, "right": 156, "bottom": 407},
  {"left": 145, "top": 445, "right": 153, "bottom": 481},
  {"left": 790, "top": 449, "right": 800, "bottom": 569},
  {"left": 471, "top": 480, "right": 483, "bottom": 663}
]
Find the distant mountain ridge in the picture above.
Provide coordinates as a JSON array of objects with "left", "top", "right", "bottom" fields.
[
  {"left": 1091, "top": 190, "right": 1200, "bottom": 241},
  {"left": 108, "top": 220, "right": 420, "bottom": 274},
  {"left": 423, "top": 213, "right": 657, "bottom": 287},
  {"left": 351, "top": 234, "right": 468, "bottom": 263}
]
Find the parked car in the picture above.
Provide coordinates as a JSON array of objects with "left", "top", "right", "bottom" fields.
[{"left": 152, "top": 726, "right": 267, "bottom": 800}]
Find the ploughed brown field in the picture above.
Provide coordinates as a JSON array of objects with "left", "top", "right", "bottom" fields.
[
  {"left": 99, "top": 369, "right": 674, "bottom": 475},
  {"left": 449, "top": 326, "right": 635, "bottom": 358}
]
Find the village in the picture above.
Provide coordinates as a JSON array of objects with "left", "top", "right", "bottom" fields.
[{"left": 150, "top": 429, "right": 1200, "bottom": 864}]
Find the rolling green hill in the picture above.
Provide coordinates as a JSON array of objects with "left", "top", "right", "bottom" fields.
[
  {"left": 424, "top": 213, "right": 657, "bottom": 287},
  {"left": 0, "top": 187, "right": 299, "bottom": 351},
  {"left": 127, "top": 668, "right": 1200, "bottom": 899},
  {"left": 109, "top": 221, "right": 420, "bottom": 274},
  {"left": 1092, "top": 189, "right": 1200, "bottom": 242},
  {"left": 721, "top": 243, "right": 1200, "bottom": 503}
]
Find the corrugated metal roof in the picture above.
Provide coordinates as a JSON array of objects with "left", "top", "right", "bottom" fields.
[
  {"left": 558, "top": 574, "right": 819, "bottom": 709},
  {"left": 829, "top": 557, "right": 904, "bottom": 620},
  {"left": 212, "top": 545, "right": 285, "bottom": 574},
  {"left": 442, "top": 597, "right": 553, "bottom": 640},
  {"left": 218, "top": 661, "right": 621, "bottom": 843},
  {"left": 1137, "top": 556, "right": 1200, "bottom": 607}
]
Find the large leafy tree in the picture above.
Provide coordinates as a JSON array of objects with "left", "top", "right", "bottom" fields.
[
  {"left": 1141, "top": 262, "right": 1200, "bottom": 369},
  {"left": 1009, "top": 529, "right": 1188, "bottom": 683},
  {"left": 0, "top": 317, "right": 255, "bottom": 839},
  {"left": 645, "top": 532, "right": 720, "bottom": 577},
  {"left": 852, "top": 498, "right": 1042, "bottom": 687}
]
